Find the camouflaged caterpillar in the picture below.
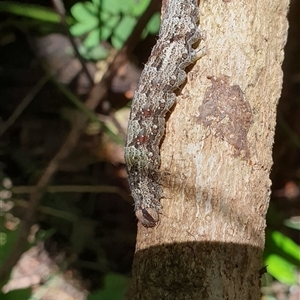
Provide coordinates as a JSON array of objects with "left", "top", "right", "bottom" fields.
[{"left": 124, "top": 0, "right": 206, "bottom": 227}]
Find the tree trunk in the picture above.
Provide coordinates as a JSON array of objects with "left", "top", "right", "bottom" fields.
[{"left": 129, "top": 0, "right": 289, "bottom": 299}]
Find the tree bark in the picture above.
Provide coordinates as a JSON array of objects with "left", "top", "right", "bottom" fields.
[{"left": 129, "top": 0, "right": 289, "bottom": 299}]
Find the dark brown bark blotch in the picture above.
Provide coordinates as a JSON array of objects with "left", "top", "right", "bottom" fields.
[{"left": 198, "top": 76, "right": 253, "bottom": 159}]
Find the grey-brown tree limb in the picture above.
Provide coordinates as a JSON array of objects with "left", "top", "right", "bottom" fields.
[{"left": 128, "top": 0, "right": 290, "bottom": 299}]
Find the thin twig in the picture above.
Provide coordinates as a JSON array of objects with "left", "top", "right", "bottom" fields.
[
  {"left": 0, "top": 75, "right": 50, "bottom": 136},
  {"left": 278, "top": 113, "right": 300, "bottom": 148},
  {"left": 14, "top": 199, "right": 78, "bottom": 222},
  {"left": 12, "top": 185, "right": 121, "bottom": 194},
  {"left": 109, "top": 112, "right": 127, "bottom": 140},
  {"left": 50, "top": 76, "right": 122, "bottom": 144},
  {"left": 52, "top": 0, "right": 94, "bottom": 86},
  {"left": 12, "top": 184, "right": 129, "bottom": 202},
  {"left": 0, "top": 115, "right": 86, "bottom": 282}
]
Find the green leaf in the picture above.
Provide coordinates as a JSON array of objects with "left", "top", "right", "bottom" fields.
[
  {"left": 88, "top": 273, "right": 129, "bottom": 300},
  {"left": 84, "top": 28, "right": 101, "bottom": 48},
  {"left": 92, "top": 0, "right": 100, "bottom": 8},
  {"left": 146, "top": 12, "right": 160, "bottom": 34},
  {"left": 0, "top": 2, "right": 61, "bottom": 23},
  {"left": 110, "top": 36, "right": 121, "bottom": 50},
  {"left": 71, "top": 2, "right": 97, "bottom": 22},
  {"left": 265, "top": 254, "right": 297, "bottom": 285},
  {"left": 102, "top": 13, "right": 120, "bottom": 32},
  {"left": 130, "top": 0, "right": 151, "bottom": 16},
  {"left": 83, "top": 45, "right": 109, "bottom": 61},
  {"left": 101, "top": 0, "right": 124, "bottom": 14},
  {"left": 272, "top": 231, "right": 300, "bottom": 263},
  {"left": 70, "top": 2, "right": 99, "bottom": 36},
  {"left": 100, "top": 26, "right": 113, "bottom": 42},
  {"left": 70, "top": 21, "right": 98, "bottom": 36},
  {"left": 112, "top": 16, "right": 137, "bottom": 49}
]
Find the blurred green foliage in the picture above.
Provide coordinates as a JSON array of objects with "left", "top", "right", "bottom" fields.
[
  {"left": 0, "top": 288, "right": 31, "bottom": 300},
  {"left": 87, "top": 273, "right": 129, "bottom": 300},
  {"left": 70, "top": 0, "right": 160, "bottom": 59},
  {"left": 264, "top": 230, "right": 300, "bottom": 285},
  {"left": 0, "top": 0, "right": 160, "bottom": 60}
]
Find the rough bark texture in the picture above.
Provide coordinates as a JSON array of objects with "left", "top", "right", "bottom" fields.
[{"left": 129, "top": 0, "right": 289, "bottom": 299}]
